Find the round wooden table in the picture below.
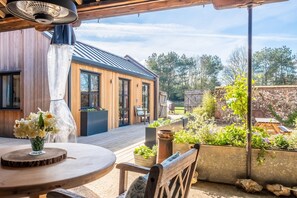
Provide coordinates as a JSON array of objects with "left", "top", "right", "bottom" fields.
[{"left": 0, "top": 143, "right": 116, "bottom": 198}]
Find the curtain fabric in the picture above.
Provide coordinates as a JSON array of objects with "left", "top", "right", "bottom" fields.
[{"left": 47, "top": 25, "right": 77, "bottom": 143}]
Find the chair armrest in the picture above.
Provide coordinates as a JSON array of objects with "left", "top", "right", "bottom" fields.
[
  {"left": 116, "top": 162, "right": 150, "bottom": 194},
  {"left": 46, "top": 188, "right": 86, "bottom": 198},
  {"left": 116, "top": 162, "right": 150, "bottom": 174}
]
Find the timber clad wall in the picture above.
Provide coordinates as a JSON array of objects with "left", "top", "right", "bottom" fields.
[
  {"left": 0, "top": 29, "right": 156, "bottom": 137},
  {"left": 71, "top": 62, "right": 155, "bottom": 135},
  {"left": 0, "top": 29, "right": 50, "bottom": 137}
]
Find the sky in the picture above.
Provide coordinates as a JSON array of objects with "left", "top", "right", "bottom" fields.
[{"left": 74, "top": 1, "right": 297, "bottom": 65}]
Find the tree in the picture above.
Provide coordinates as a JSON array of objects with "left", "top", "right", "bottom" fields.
[
  {"left": 197, "top": 55, "right": 223, "bottom": 90},
  {"left": 146, "top": 52, "right": 195, "bottom": 101},
  {"left": 222, "top": 47, "right": 248, "bottom": 85},
  {"left": 253, "top": 46, "right": 297, "bottom": 85}
]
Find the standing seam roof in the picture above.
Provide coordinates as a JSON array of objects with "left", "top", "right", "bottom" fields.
[{"left": 44, "top": 32, "right": 156, "bottom": 80}]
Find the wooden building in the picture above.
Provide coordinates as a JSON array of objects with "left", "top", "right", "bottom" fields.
[{"left": 0, "top": 28, "right": 158, "bottom": 137}]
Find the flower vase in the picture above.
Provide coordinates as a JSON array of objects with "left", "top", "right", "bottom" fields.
[{"left": 29, "top": 136, "right": 46, "bottom": 156}]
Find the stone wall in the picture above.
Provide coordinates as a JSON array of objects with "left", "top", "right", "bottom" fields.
[{"left": 215, "top": 85, "right": 297, "bottom": 124}]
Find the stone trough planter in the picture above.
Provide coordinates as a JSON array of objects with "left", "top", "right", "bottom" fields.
[{"left": 196, "top": 145, "right": 297, "bottom": 186}]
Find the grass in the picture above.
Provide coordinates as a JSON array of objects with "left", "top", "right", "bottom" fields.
[{"left": 174, "top": 107, "right": 185, "bottom": 115}]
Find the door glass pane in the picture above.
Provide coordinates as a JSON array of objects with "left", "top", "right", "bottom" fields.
[
  {"left": 142, "top": 84, "right": 149, "bottom": 110},
  {"left": 13, "top": 75, "right": 20, "bottom": 108},
  {"left": 124, "top": 110, "right": 129, "bottom": 125},
  {"left": 119, "top": 80, "right": 122, "bottom": 94},
  {"left": 2, "top": 75, "right": 11, "bottom": 108},
  {"left": 124, "top": 96, "right": 129, "bottom": 108},
  {"left": 80, "top": 73, "right": 89, "bottom": 92},
  {"left": 124, "top": 81, "right": 128, "bottom": 95}
]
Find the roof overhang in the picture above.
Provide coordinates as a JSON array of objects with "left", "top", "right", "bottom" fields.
[{"left": 0, "top": 0, "right": 211, "bottom": 32}]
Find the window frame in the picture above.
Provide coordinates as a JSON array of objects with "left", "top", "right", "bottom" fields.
[
  {"left": 80, "top": 70, "right": 101, "bottom": 109},
  {"left": 0, "top": 71, "right": 21, "bottom": 110}
]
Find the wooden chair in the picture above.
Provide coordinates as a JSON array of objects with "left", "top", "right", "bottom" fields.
[
  {"left": 47, "top": 144, "right": 200, "bottom": 198},
  {"left": 117, "top": 144, "right": 200, "bottom": 197},
  {"left": 135, "top": 106, "right": 150, "bottom": 124}
]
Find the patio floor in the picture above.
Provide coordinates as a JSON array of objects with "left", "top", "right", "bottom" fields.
[{"left": 0, "top": 124, "right": 276, "bottom": 198}]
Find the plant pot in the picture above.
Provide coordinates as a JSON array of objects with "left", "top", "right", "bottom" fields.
[
  {"left": 134, "top": 154, "right": 156, "bottom": 168},
  {"left": 80, "top": 110, "right": 108, "bottom": 136}
]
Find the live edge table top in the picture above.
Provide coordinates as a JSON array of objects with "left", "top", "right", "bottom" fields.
[{"left": 0, "top": 143, "right": 116, "bottom": 198}]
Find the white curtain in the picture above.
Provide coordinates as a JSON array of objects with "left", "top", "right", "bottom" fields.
[{"left": 47, "top": 44, "right": 77, "bottom": 142}]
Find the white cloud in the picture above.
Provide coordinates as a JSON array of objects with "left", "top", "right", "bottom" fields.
[{"left": 75, "top": 21, "right": 297, "bottom": 66}]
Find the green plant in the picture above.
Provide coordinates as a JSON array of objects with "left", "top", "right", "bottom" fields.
[
  {"left": 223, "top": 75, "right": 255, "bottom": 125},
  {"left": 288, "top": 131, "right": 297, "bottom": 150},
  {"left": 268, "top": 105, "right": 297, "bottom": 127},
  {"left": 271, "top": 134, "right": 290, "bottom": 149},
  {"left": 251, "top": 127, "right": 269, "bottom": 164},
  {"left": 192, "top": 91, "right": 215, "bottom": 118},
  {"left": 213, "top": 124, "right": 246, "bottom": 147},
  {"left": 134, "top": 145, "right": 157, "bottom": 159},
  {"left": 185, "top": 113, "right": 216, "bottom": 144},
  {"left": 173, "top": 130, "right": 199, "bottom": 144},
  {"left": 148, "top": 118, "right": 171, "bottom": 128}
]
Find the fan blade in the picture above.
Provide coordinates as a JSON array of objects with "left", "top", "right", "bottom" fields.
[{"left": 212, "top": 0, "right": 288, "bottom": 10}]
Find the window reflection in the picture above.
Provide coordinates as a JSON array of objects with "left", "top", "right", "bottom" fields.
[{"left": 80, "top": 71, "right": 100, "bottom": 109}]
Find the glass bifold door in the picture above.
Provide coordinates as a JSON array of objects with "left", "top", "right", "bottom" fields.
[{"left": 119, "top": 79, "right": 130, "bottom": 126}]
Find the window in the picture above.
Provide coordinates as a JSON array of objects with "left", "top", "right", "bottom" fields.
[
  {"left": 142, "top": 83, "right": 150, "bottom": 111},
  {"left": 0, "top": 72, "right": 20, "bottom": 109},
  {"left": 80, "top": 71, "right": 100, "bottom": 109}
]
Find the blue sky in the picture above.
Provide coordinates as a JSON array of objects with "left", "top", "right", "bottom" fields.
[{"left": 74, "top": 1, "right": 297, "bottom": 65}]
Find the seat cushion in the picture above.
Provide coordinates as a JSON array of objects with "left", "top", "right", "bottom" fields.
[{"left": 125, "top": 175, "right": 148, "bottom": 198}]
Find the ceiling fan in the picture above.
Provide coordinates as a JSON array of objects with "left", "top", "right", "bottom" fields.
[
  {"left": 212, "top": 0, "right": 288, "bottom": 9},
  {"left": 6, "top": 0, "right": 78, "bottom": 25}
]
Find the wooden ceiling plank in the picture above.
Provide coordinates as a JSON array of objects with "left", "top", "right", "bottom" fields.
[
  {"left": 75, "top": 0, "right": 83, "bottom": 5},
  {"left": 0, "top": 0, "right": 6, "bottom": 7},
  {"left": 78, "top": 0, "right": 211, "bottom": 21},
  {"left": 78, "top": 0, "right": 158, "bottom": 11},
  {"left": 0, "top": 10, "right": 5, "bottom": 18},
  {"left": 0, "top": 0, "right": 211, "bottom": 32}
]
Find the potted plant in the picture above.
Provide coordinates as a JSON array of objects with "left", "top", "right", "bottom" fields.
[
  {"left": 80, "top": 107, "right": 108, "bottom": 136},
  {"left": 134, "top": 145, "right": 157, "bottom": 167},
  {"left": 172, "top": 129, "right": 199, "bottom": 154}
]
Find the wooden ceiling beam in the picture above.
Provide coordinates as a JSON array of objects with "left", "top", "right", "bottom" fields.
[
  {"left": 0, "top": 0, "right": 6, "bottom": 7},
  {"left": 0, "top": 10, "right": 5, "bottom": 18},
  {"left": 0, "top": 0, "right": 211, "bottom": 32},
  {"left": 75, "top": 0, "right": 83, "bottom": 5},
  {"left": 78, "top": 0, "right": 211, "bottom": 21}
]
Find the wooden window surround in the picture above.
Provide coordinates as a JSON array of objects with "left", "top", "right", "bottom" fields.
[
  {"left": 80, "top": 71, "right": 100, "bottom": 109},
  {"left": 0, "top": 72, "right": 20, "bottom": 109}
]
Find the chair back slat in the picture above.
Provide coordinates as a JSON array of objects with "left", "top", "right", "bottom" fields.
[{"left": 145, "top": 144, "right": 200, "bottom": 198}]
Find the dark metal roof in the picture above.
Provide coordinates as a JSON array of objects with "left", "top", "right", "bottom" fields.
[{"left": 44, "top": 32, "right": 156, "bottom": 80}]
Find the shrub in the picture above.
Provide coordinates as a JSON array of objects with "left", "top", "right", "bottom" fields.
[
  {"left": 173, "top": 130, "right": 199, "bottom": 144},
  {"left": 270, "top": 134, "right": 290, "bottom": 150},
  {"left": 185, "top": 113, "right": 216, "bottom": 144},
  {"left": 134, "top": 145, "right": 157, "bottom": 159},
  {"left": 223, "top": 75, "right": 255, "bottom": 125},
  {"left": 148, "top": 118, "right": 171, "bottom": 128},
  {"left": 213, "top": 124, "right": 246, "bottom": 147},
  {"left": 193, "top": 91, "right": 215, "bottom": 118}
]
